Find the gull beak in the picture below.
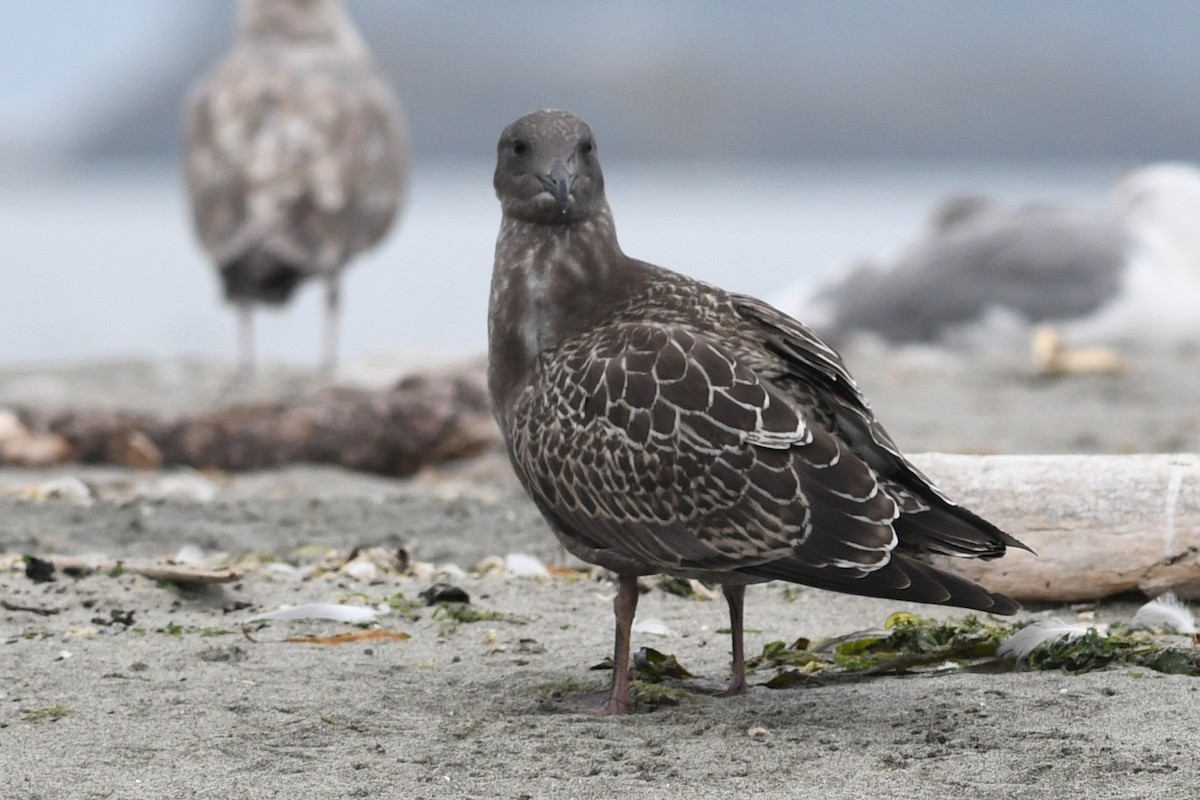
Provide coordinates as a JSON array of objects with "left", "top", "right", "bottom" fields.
[{"left": 540, "top": 160, "right": 574, "bottom": 210}]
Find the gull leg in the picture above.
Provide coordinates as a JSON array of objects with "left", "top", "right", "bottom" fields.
[
  {"left": 719, "top": 583, "right": 748, "bottom": 696},
  {"left": 236, "top": 302, "right": 255, "bottom": 377},
  {"left": 598, "top": 574, "right": 639, "bottom": 715},
  {"left": 320, "top": 275, "right": 342, "bottom": 375}
]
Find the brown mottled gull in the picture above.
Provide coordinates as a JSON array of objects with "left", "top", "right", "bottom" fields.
[
  {"left": 487, "top": 110, "right": 1030, "bottom": 715},
  {"left": 184, "top": 0, "right": 409, "bottom": 373}
]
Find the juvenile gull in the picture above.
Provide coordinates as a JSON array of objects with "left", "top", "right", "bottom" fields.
[
  {"left": 792, "top": 162, "right": 1200, "bottom": 350},
  {"left": 185, "top": 0, "right": 409, "bottom": 373},
  {"left": 488, "top": 110, "right": 1029, "bottom": 715}
]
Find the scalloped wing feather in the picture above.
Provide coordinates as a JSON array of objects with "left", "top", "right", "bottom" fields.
[
  {"left": 733, "top": 293, "right": 1030, "bottom": 558},
  {"left": 508, "top": 323, "right": 900, "bottom": 578}
]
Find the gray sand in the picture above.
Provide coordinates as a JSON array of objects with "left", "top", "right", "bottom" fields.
[{"left": 2, "top": 351, "right": 1199, "bottom": 799}]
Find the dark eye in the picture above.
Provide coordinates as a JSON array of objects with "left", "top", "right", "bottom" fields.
[
  {"left": 511, "top": 139, "right": 528, "bottom": 156},
  {"left": 580, "top": 139, "right": 594, "bottom": 156}
]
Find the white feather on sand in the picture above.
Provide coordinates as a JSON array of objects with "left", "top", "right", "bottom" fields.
[
  {"left": 1132, "top": 592, "right": 1197, "bottom": 635},
  {"left": 998, "top": 619, "right": 1104, "bottom": 661}
]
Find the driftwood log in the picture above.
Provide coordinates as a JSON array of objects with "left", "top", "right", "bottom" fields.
[
  {"left": 0, "top": 373, "right": 500, "bottom": 477},
  {"left": 3, "top": 395, "right": 1198, "bottom": 602},
  {"left": 919, "top": 453, "right": 1200, "bottom": 602}
]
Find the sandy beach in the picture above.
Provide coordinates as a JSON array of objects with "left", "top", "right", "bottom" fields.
[{"left": 2, "top": 347, "right": 1199, "bottom": 799}]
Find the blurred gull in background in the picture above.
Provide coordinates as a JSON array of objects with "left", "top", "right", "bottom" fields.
[
  {"left": 787, "top": 162, "right": 1200, "bottom": 355},
  {"left": 7, "top": 3, "right": 1200, "bottom": 367},
  {"left": 184, "top": 0, "right": 409, "bottom": 374}
]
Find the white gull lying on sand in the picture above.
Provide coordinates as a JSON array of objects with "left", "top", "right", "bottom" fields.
[{"left": 784, "top": 162, "right": 1200, "bottom": 351}]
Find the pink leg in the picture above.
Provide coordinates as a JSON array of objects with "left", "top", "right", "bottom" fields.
[
  {"left": 597, "top": 574, "right": 639, "bottom": 715},
  {"left": 719, "top": 584, "right": 748, "bottom": 696}
]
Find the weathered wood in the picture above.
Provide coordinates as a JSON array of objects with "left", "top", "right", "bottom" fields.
[
  {"left": 918, "top": 453, "right": 1200, "bottom": 602},
  {"left": 1, "top": 372, "right": 499, "bottom": 477},
  {"left": 5, "top": 393, "right": 1198, "bottom": 602}
]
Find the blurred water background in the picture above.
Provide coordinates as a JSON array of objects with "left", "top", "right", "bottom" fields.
[{"left": 2, "top": 1, "right": 1198, "bottom": 365}]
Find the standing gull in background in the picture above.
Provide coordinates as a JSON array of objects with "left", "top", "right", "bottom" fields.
[
  {"left": 488, "top": 110, "right": 1029, "bottom": 715},
  {"left": 185, "top": 0, "right": 409, "bottom": 373},
  {"left": 788, "top": 162, "right": 1200, "bottom": 352}
]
